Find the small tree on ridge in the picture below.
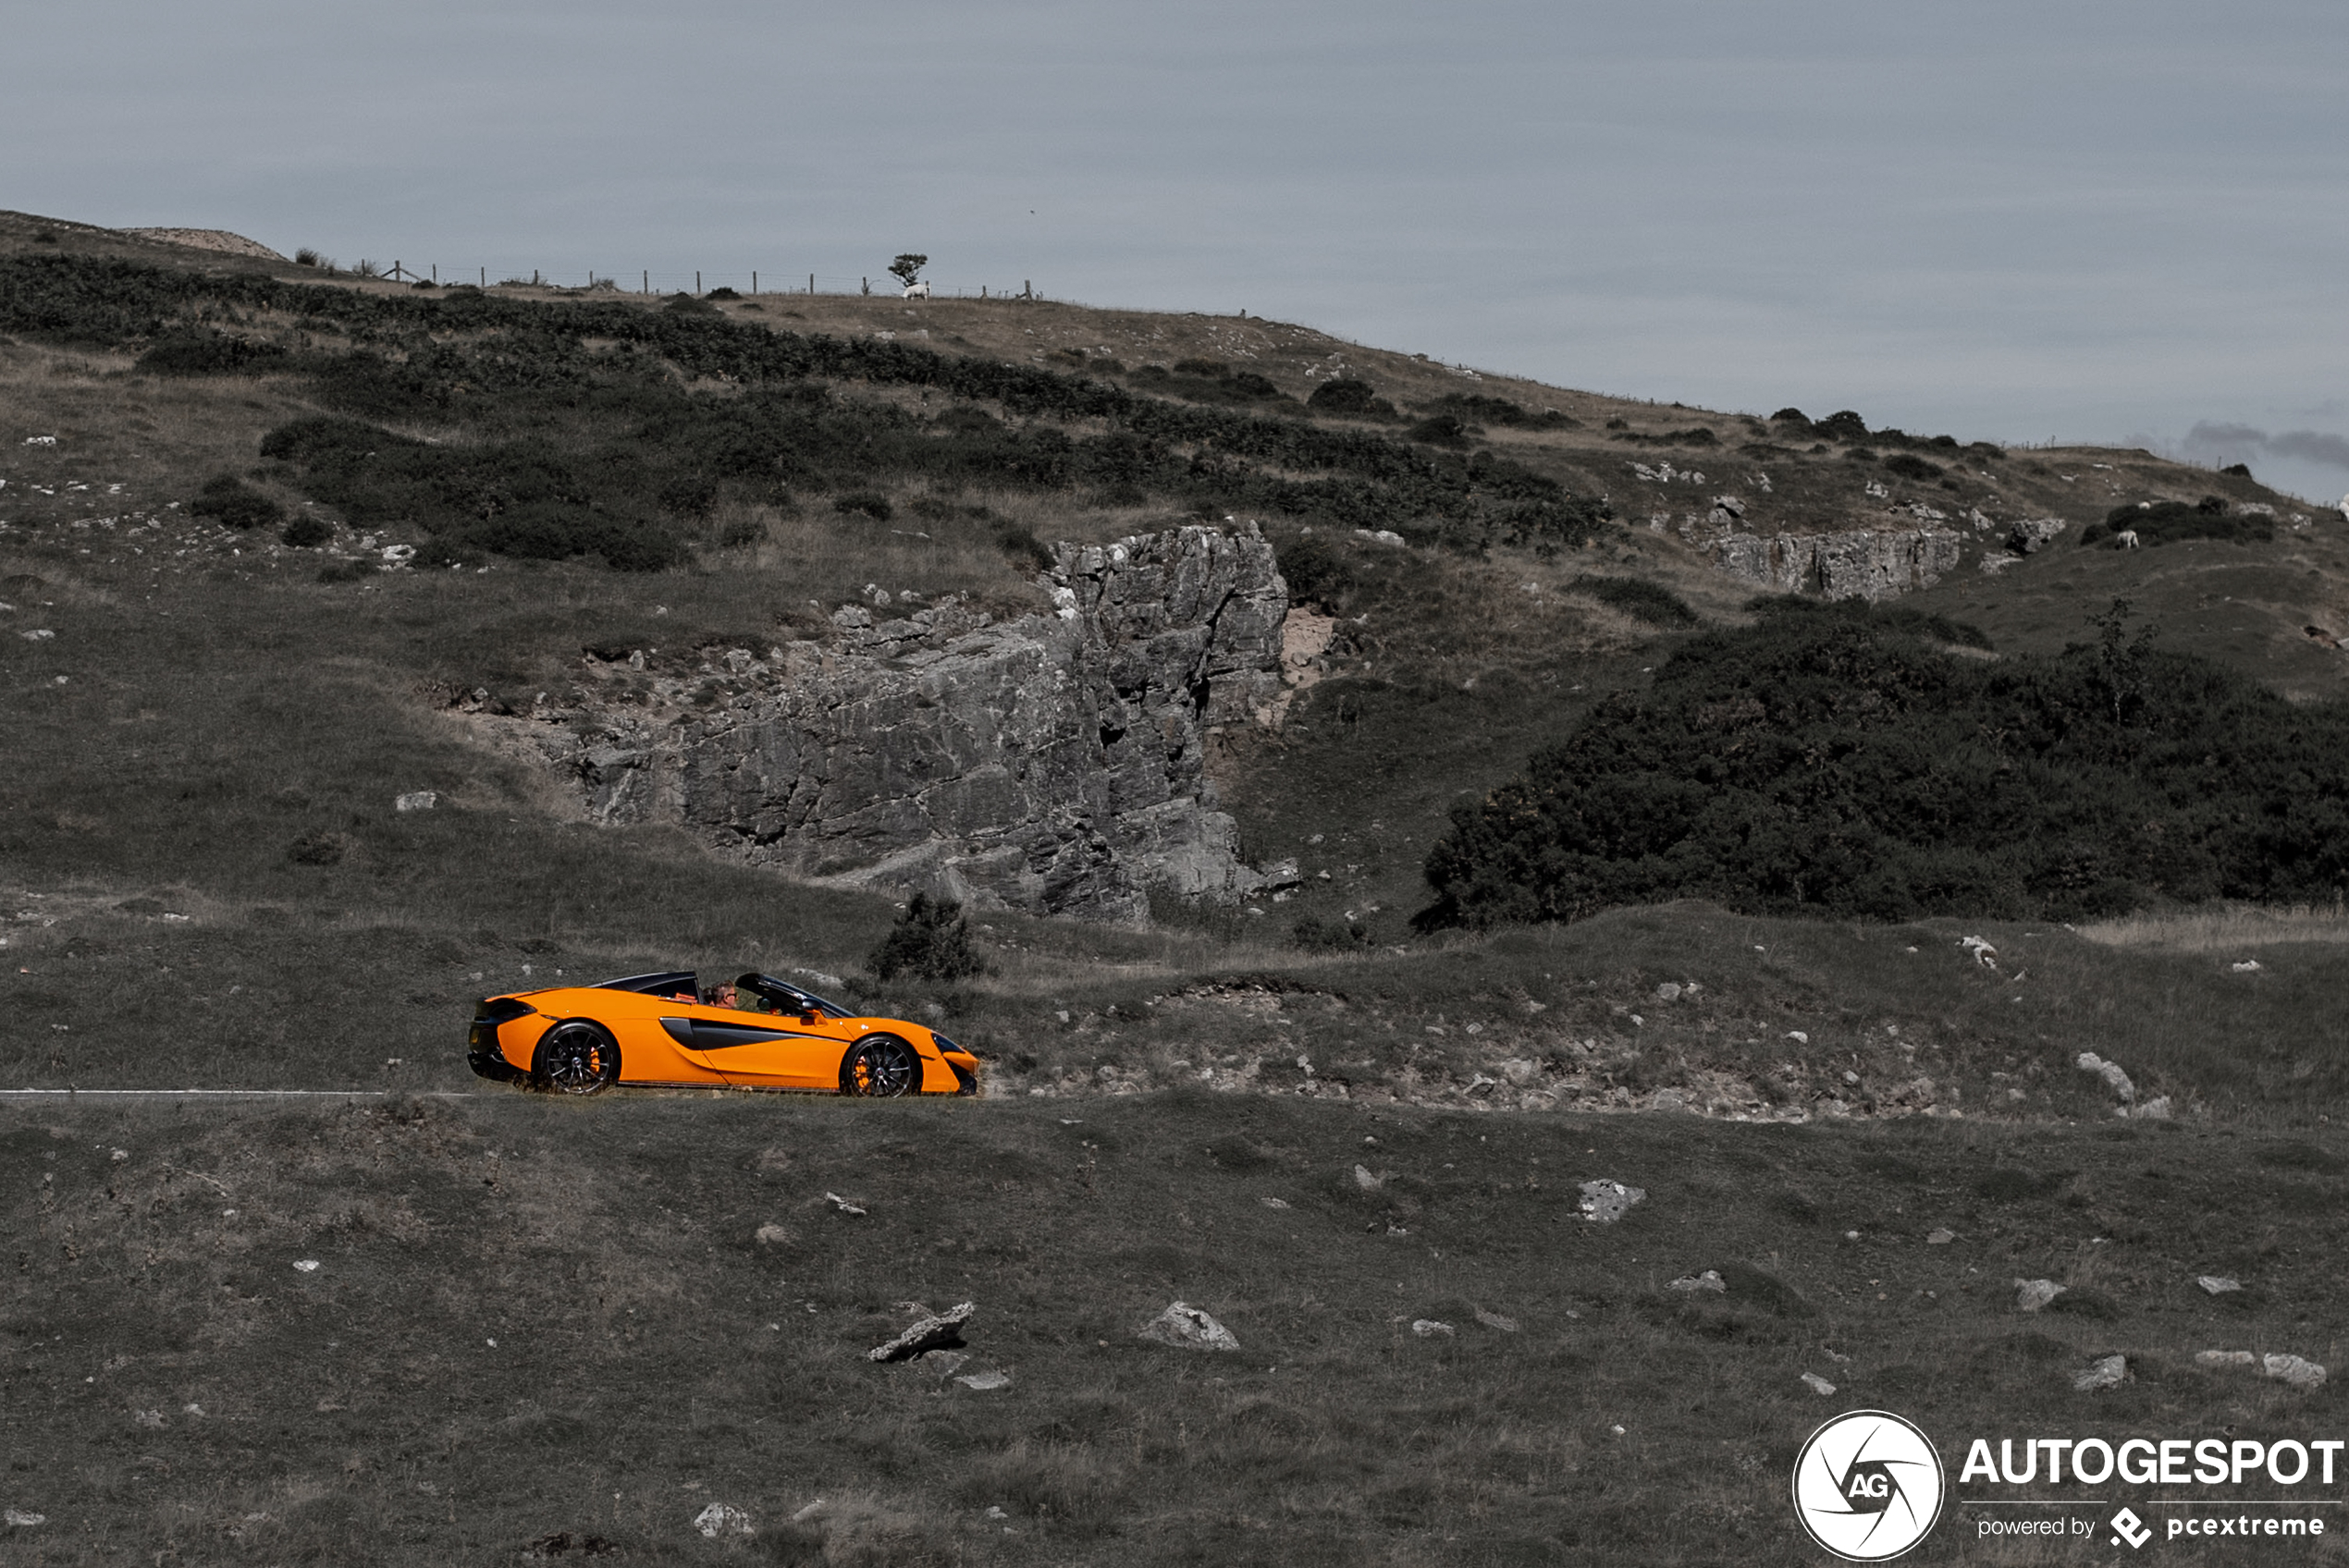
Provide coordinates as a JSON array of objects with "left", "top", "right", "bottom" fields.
[{"left": 888, "top": 253, "right": 928, "bottom": 288}]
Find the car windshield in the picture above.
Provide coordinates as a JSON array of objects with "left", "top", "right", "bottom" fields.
[{"left": 736, "top": 974, "right": 853, "bottom": 1019}]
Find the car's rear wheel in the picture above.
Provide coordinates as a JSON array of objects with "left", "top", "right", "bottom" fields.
[
  {"left": 840, "top": 1035, "right": 921, "bottom": 1098},
  {"left": 535, "top": 1020, "right": 621, "bottom": 1096}
]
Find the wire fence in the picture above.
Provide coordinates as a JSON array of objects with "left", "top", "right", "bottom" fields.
[{"left": 369, "top": 262, "right": 1049, "bottom": 301}]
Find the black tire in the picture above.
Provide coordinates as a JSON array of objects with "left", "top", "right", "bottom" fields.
[
  {"left": 534, "top": 1020, "right": 621, "bottom": 1096},
  {"left": 839, "top": 1035, "right": 922, "bottom": 1098}
]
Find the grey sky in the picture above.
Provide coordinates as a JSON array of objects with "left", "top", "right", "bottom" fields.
[{"left": 11, "top": 0, "right": 2347, "bottom": 500}]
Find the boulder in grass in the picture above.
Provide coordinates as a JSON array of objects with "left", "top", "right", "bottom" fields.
[
  {"left": 2195, "top": 1350, "right": 2256, "bottom": 1370},
  {"left": 2264, "top": 1354, "right": 2327, "bottom": 1392},
  {"left": 1138, "top": 1301, "right": 1240, "bottom": 1353},
  {"left": 692, "top": 1502, "right": 752, "bottom": 1538},
  {"left": 2073, "top": 1354, "right": 2128, "bottom": 1391},
  {"left": 1578, "top": 1180, "right": 1645, "bottom": 1223},
  {"left": 1802, "top": 1372, "right": 1838, "bottom": 1396},
  {"left": 1669, "top": 1270, "right": 1727, "bottom": 1294},
  {"left": 867, "top": 1302, "right": 976, "bottom": 1363},
  {"left": 2014, "top": 1279, "right": 2063, "bottom": 1312},
  {"left": 2196, "top": 1276, "right": 2242, "bottom": 1295}
]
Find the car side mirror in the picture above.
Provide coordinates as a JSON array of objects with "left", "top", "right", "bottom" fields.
[{"left": 800, "top": 1011, "right": 818, "bottom": 1026}]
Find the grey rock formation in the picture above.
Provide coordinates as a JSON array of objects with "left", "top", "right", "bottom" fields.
[
  {"left": 1138, "top": 1301, "right": 1241, "bottom": 1352},
  {"left": 513, "top": 525, "right": 1297, "bottom": 922},
  {"left": 2006, "top": 517, "right": 2069, "bottom": 554},
  {"left": 1578, "top": 1179, "right": 1646, "bottom": 1223},
  {"left": 867, "top": 1301, "right": 977, "bottom": 1363},
  {"left": 1703, "top": 528, "right": 1963, "bottom": 601}
]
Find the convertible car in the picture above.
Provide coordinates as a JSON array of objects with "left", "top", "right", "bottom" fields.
[{"left": 465, "top": 971, "right": 980, "bottom": 1096}]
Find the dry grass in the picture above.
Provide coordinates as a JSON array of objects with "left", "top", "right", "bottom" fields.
[{"left": 2075, "top": 902, "right": 2349, "bottom": 951}]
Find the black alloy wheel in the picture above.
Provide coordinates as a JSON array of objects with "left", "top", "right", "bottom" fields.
[
  {"left": 535, "top": 1020, "right": 621, "bottom": 1095},
  {"left": 840, "top": 1035, "right": 921, "bottom": 1098}
]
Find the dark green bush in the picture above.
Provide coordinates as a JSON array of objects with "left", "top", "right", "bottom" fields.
[
  {"left": 833, "top": 491, "right": 893, "bottom": 521},
  {"left": 280, "top": 514, "right": 331, "bottom": 548},
  {"left": 1423, "top": 393, "right": 1577, "bottom": 430},
  {"left": 1420, "top": 601, "right": 2348, "bottom": 928},
  {"left": 187, "top": 475, "right": 282, "bottom": 531},
  {"left": 1406, "top": 414, "right": 1470, "bottom": 447},
  {"left": 1881, "top": 453, "right": 1943, "bottom": 482},
  {"left": 134, "top": 330, "right": 288, "bottom": 376},
  {"left": 706, "top": 287, "right": 741, "bottom": 300},
  {"left": 1569, "top": 575, "right": 1698, "bottom": 627},
  {"left": 1172, "top": 358, "right": 1227, "bottom": 376},
  {"left": 2080, "top": 500, "right": 2271, "bottom": 549},
  {"left": 1274, "top": 530, "right": 1359, "bottom": 612},
  {"left": 1307, "top": 377, "right": 1384, "bottom": 415},
  {"left": 867, "top": 893, "right": 989, "bottom": 982},
  {"left": 1289, "top": 913, "right": 1371, "bottom": 950},
  {"left": 1812, "top": 410, "right": 1869, "bottom": 443}
]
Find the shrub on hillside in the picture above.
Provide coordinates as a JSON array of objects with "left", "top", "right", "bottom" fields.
[
  {"left": 2080, "top": 497, "right": 2270, "bottom": 549},
  {"left": 1419, "top": 600, "right": 2349, "bottom": 928},
  {"left": 280, "top": 514, "right": 330, "bottom": 548},
  {"left": 1812, "top": 410, "right": 1869, "bottom": 443},
  {"left": 1423, "top": 392, "right": 1577, "bottom": 429},
  {"left": 868, "top": 893, "right": 989, "bottom": 982},
  {"left": 1880, "top": 452, "right": 1943, "bottom": 482},
  {"left": 833, "top": 491, "right": 894, "bottom": 521},
  {"left": 1406, "top": 414, "right": 1470, "bottom": 447},
  {"left": 187, "top": 474, "right": 282, "bottom": 531},
  {"left": 1568, "top": 575, "right": 1699, "bottom": 628},
  {"left": 134, "top": 330, "right": 288, "bottom": 376},
  {"left": 1307, "top": 377, "right": 1386, "bottom": 415}
]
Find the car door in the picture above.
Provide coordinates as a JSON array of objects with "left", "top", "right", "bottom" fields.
[{"left": 656, "top": 1004, "right": 842, "bottom": 1089}]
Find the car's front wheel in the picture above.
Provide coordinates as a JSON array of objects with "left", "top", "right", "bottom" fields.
[
  {"left": 534, "top": 1020, "right": 621, "bottom": 1095},
  {"left": 840, "top": 1035, "right": 922, "bottom": 1098}
]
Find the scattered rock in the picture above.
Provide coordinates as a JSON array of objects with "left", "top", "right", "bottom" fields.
[
  {"left": 825, "top": 1192, "right": 867, "bottom": 1217},
  {"left": 2195, "top": 1350, "right": 2257, "bottom": 1369},
  {"left": 2232, "top": 960, "right": 2264, "bottom": 974},
  {"left": 1925, "top": 1228, "right": 1957, "bottom": 1245},
  {"left": 2130, "top": 1096, "right": 2172, "bottom": 1121},
  {"left": 2196, "top": 1276, "right": 2243, "bottom": 1296},
  {"left": 1654, "top": 982, "right": 1681, "bottom": 1002},
  {"left": 1960, "top": 935, "right": 1998, "bottom": 966},
  {"left": 693, "top": 1502, "right": 753, "bottom": 1538},
  {"left": 132, "top": 1409, "right": 165, "bottom": 1429},
  {"left": 1353, "top": 1164, "right": 1384, "bottom": 1191},
  {"left": 2006, "top": 517, "right": 2069, "bottom": 555},
  {"left": 292, "top": 1259, "right": 321, "bottom": 1273},
  {"left": 1411, "top": 1319, "right": 1455, "bottom": 1338},
  {"left": 1138, "top": 1301, "right": 1241, "bottom": 1353},
  {"left": 1259, "top": 1196, "right": 1290, "bottom": 1209},
  {"left": 954, "top": 1370, "right": 1013, "bottom": 1390},
  {"left": 5, "top": 1509, "right": 45, "bottom": 1527},
  {"left": 754, "top": 1223, "right": 792, "bottom": 1246},
  {"left": 1669, "top": 1270, "right": 1727, "bottom": 1294},
  {"left": 1802, "top": 1373, "right": 1838, "bottom": 1396},
  {"left": 2014, "top": 1279, "right": 2064, "bottom": 1313},
  {"left": 2265, "top": 1354, "right": 2328, "bottom": 1391},
  {"left": 790, "top": 1501, "right": 826, "bottom": 1524},
  {"left": 867, "top": 1303, "right": 976, "bottom": 1363},
  {"left": 394, "top": 790, "right": 437, "bottom": 813},
  {"left": 1474, "top": 1308, "right": 1519, "bottom": 1333},
  {"left": 2073, "top": 1354, "right": 2128, "bottom": 1391},
  {"left": 1578, "top": 1180, "right": 1646, "bottom": 1224},
  {"left": 2075, "top": 1052, "right": 2136, "bottom": 1103}
]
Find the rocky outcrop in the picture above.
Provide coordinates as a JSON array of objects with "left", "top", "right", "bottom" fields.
[
  {"left": 1703, "top": 528, "right": 1963, "bottom": 601},
  {"left": 506, "top": 524, "right": 1297, "bottom": 923}
]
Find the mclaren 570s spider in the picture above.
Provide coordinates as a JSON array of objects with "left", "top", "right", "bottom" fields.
[{"left": 466, "top": 971, "right": 978, "bottom": 1096}]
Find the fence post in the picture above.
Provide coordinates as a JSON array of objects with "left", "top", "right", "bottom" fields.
[
  {"left": 480, "top": 267, "right": 486, "bottom": 286},
  {"left": 431, "top": 264, "right": 437, "bottom": 284},
  {"left": 808, "top": 273, "right": 815, "bottom": 295},
  {"left": 862, "top": 277, "right": 869, "bottom": 295},
  {"left": 752, "top": 271, "right": 757, "bottom": 295},
  {"left": 695, "top": 271, "right": 701, "bottom": 293},
  {"left": 643, "top": 271, "right": 648, "bottom": 294},
  {"left": 1024, "top": 279, "right": 1031, "bottom": 300}
]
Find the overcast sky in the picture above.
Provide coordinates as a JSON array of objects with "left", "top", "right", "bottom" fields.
[{"left": 11, "top": 0, "right": 2347, "bottom": 501}]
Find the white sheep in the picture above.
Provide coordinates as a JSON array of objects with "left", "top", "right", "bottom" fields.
[
  {"left": 1959, "top": 935, "right": 1998, "bottom": 967},
  {"left": 903, "top": 281, "right": 931, "bottom": 300},
  {"left": 2116, "top": 529, "right": 2140, "bottom": 549}
]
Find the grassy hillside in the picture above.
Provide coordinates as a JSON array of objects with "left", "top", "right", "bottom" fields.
[
  {"left": 4, "top": 212, "right": 2349, "bottom": 1562},
  {"left": 8, "top": 1089, "right": 2348, "bottom": 1565}
]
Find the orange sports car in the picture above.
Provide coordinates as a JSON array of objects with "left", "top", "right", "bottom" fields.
[{"left": 465, "top": 971, "right": 979, "bottom": 1096}]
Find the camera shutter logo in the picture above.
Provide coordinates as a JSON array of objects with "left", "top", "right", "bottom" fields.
[{"left": 1791, "top": 1410, "right": 1946, "bottom": 1561}]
